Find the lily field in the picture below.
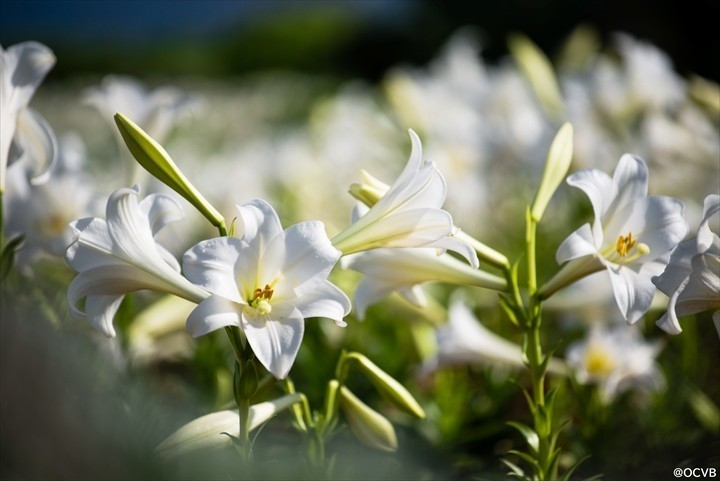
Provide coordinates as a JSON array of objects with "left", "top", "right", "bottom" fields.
[{"left": 1, "top": 6, "right": 719, "bottom": 481}]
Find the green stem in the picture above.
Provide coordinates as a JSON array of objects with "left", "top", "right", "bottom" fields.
[
  {"left": 524, "top": 207, "right": 555, "bottom": 480},
  {"left": 455, "top": 230, "right": 510, "bottom": 270},
  {"left": 237, "top": 396, "right": 252, "bottom": 463},
  {"left": 525, "top": 208, "right": 538, "bottom": 295},
  {"left": 0, "top": 190, "right": 4, "bottom": 249}
]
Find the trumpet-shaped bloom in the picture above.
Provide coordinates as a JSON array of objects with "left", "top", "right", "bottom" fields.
[
  {"left": 4, "top": 135, "right": 100, "bottom": 268},
  {"left": 653, "top": 194, "right": 720, "bottom": 334},
  {"left": 183, "top": 199, "right": 351, "bottom": 379},
  {"left": 1, "top": 41, "right": 57, "bottom": 192},
  {"left": 65, "top": 185, "right": 208, "bottom": 338},
  {"left": 342, "top": 247, "right": 506, "bottom": 319},
  {"left": 541, "top": 154, "right": 688, "bottom": 324},
  {"left": 156, "top": 393, "right": 302, "bottom": 458},
  {"left": 331, "top": 129, "right": 478, "bottom": 268},
  {"left": 566, "top": 324, "right": 664, "bottom": 403},
  {"left": 83, "top": 75, "right": 199, "bottom": 184},
  {"left": 83, "top": 75, "right": 199, "bottom": 144},
  {"left": 422, "top": 299, "right": 567, "bottom": 376}
]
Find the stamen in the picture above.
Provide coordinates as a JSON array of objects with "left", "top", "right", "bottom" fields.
[
  {"left": 600, "top": 232, "right": 650, "bottom": 264},
  {"left": 250, "top": 284, "right": 275, "bottom": 314},
  {"left": 251, "top": 284, "right": 274, "bottom": 301},
  {"left": 615, "top": 232, "right": 637, "bottom": 257}
]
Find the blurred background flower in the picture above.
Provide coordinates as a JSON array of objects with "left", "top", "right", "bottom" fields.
[{"left": 1, "top": 1, "right": 718, "bottom": 480}]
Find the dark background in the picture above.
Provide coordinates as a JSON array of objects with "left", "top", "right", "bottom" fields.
[{"left": 1, "top": 0, "right": 718, "bottom": 82}]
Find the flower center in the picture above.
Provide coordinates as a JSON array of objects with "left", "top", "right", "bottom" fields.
[
  {"left": 249, "top": 284, "right": 274, "bottom": 314},
  {"left": 39, "top": 212, "right": 71, "bottom": 236},
  {"left": 584, "top": 345, "right": 616, "bottom": 378},
  {"left": 616, "top": 232, "right": 636, "bottom": 257},
  {"left": 600, "top": 232, "right": 651, "bottom": 264}
]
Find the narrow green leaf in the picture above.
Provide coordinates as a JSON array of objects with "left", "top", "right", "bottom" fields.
[
  {"left": 507, "top": 421, "right": 539, "bottom": 454},
  {"left": 500, "top": 458, "right": 526, "bottom": 477},
  {"left": 559, "top": 454, "right": 591, "bottom": 481},
  {"left": 507, "top": 449, "right": 542, "bottom": 472},
  {"left": 499, "top": 294, "right": 521, "bottom": 328},
  {"left": 687, "top": 384, "right": 720, "bottom": 432},
  {"left": 0, "top": 234, "right": 25, "bottom": 282}
]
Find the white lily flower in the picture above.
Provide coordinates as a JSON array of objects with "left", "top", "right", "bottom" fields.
[
  {"left": 156, "top": 393, "right": 302, "bottom": 458},
  {"left": 424, "top": 299, "right": 567, "bottom": 375},
  {"left": 4, "top": 134, "right": 101, "bottom": 268},
  {"left": 83, "top": 74, "right": 199, "bottom": 143},
  {"left": 342, "top": 247, "right": 506, "bottom": 320},
  {"left": 653, "top": 194, "right": 720, "bottom": 334},
  {"left": 83, "top": 75, "right": 199, "bottom": 184},
  {"left": 566, "top": 324, "right": 664, "bottom": 403},
  {"left": 65, "top": 185, "right": 208, "bottom": 338},
  {"left": 183, "top": 199, "right": 351, "bottom": 379},
  {"left": 0, "top": 41, "right": 57, "bottom": 192},
  {"left": 331, "top": 129, "right": 478, "bottom": 268},
  {"left": 540, "top": 154, "right": 688, "bottom": 324}
]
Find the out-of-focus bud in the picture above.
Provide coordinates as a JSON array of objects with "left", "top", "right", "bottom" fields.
[
  {"left": 351, "top": 353, "right": 426, "bottom": 419},
  {"left": 339, "top": 386, "right": 398, "bottom": 452},
  {"left": 508, "top": 33, "right": 565, "bottom": 120},
  {"left": 234, "top": 360, "right": 259, "bottom": 403},
  {"left": 156, "top": 393, "right": 302, "bottom": 458}
]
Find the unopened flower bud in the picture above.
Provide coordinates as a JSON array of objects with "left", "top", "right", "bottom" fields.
[
  {"left": 234, "top": 360, "right": 259, "bottom": 403},
  {"left": 352, "top": 353, "right": 425, "bottom": 419},
  {"left": 114, "top": 113, "right": 226, "bottom": 233},
  {"left": 340, "top": 386, "right": 398, "bottom": 452}
]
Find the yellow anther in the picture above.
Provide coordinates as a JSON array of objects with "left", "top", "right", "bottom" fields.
[
  {"left": 615, "top": 232, "right": 637, "bottom": 257},
  {"left": 251, "top": 284, "right": 274, "bottom": 302},
  {"left": 250, "top": 284, "right": 275, "bottom": 313}
]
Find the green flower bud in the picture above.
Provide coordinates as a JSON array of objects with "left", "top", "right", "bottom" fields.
[
  {"left": 530, "top": 122, "right": 574, "bottom": 222},
  {"left": 348, "top": 169, "right": 388, "bottom": 207},
  {"left": 351, "top": 353, "right": 426, "bottom": 419},
  {"left": 340, "top": 386, "right": 398, "bottom": 452},
  {"left": 114, "top": 113, "right": 226, "bottom": 233},
  {"left": 234, "top": 360, "right": 259, "bottom": 404}
]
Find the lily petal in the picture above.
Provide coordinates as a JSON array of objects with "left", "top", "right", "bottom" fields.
[
  {"left": 556, "top": 223, "right": 597, "bottom": 263},
  {"left": 294, "top": 280, "right": 351, "bottom": 324},
  {"left": 567, "top": 168, "right": 616, "bottom": 240},
  {"left": 607, "top": 266, "right": 656, "bottom": 324},
  {"left": 11, "top": 108, "right": 57, "bottom": 183},
  {"left": 282, "top": 221, "right": 342, "bottom": 289},
  {"left": 186, "top": 295, "right": 242, "bottom": 337},
  {"left": 183, "top": 237, "right": 245, "bottom": 303},
  {"left": 242, "top": 306, "right": 305, "bottom": 379},
  {"left": 85, "top": 294, "right": 125, "bottom": 338},
  {"left": 609, "top": 154, "right": 648, "bottom": 212},
  {"left": 236, "top": 198, "right": 284, "bottom": 247}
]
